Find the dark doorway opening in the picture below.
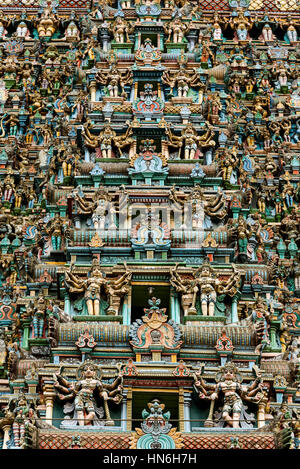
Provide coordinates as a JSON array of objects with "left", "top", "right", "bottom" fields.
[
  {"left": 132, "top": 391, "right": 179, "bottom": 431},
  {"left": 131, "top": 284, "right": 171, "bottom": 323}
]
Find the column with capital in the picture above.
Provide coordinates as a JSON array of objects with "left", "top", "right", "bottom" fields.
[
  {"left": 43, "top": 382, "right": 56, "bottom": 426},
  {"left": 183, "top": 392, "right": 192, "bottom": 432}
]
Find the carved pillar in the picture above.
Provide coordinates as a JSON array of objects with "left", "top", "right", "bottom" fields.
[
  {"left": 170, "top": 287, "right": 180, "bottom": 323},
  {"left": 64, "top": 292, "right": 71, "bottom": 316},
  {"left": 43, "top": 383, "right": 56, "bottom": 426},
  {"left": 121, "top": 390, "right": 128, "bottom": 431},
  {"left": 161, "top": 140, "right": 169, "bottom": 161},
  {"left": 21, "top": 319, "right": 31, "bottom": 350},
  {"left": 231, "top": 295, "right": 239, "bottom": 323},
  {"left": 129, "top": 140, "right": 137, "bottom": 160},
  {"left": 122, "top": 290, "right": 131, "bottom": 325},
  {"left": 84, "top": 147, "right": 90, "bottom": 162},
  {"left": 126, "top": 286, "right": 132, "bottom": 325},
  {"left": 89, "top": 80, "right": 97, "bottom": 103},
  {"left": 257, "top": 398, "right": 267, "bottom": 428},
  {"left": 183, "top": 392, "right": 192, "bottom": 432},
  {"left": 178, "top": 388, "right": 185, "bottom": 432},
  {"left": 2, "top": 425, "right": 11, "bottom": 449},
  {"left": 126, "top": 389, "right": 132, "bottom": 431}
]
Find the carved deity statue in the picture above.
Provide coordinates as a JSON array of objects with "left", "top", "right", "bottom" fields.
[
  {"left": 194, "top": 363, "right": 265, "bottom": 428},
  {"left": 170, "top": 262, "right": 241, "bottom": 316},
  {"left": 162, "top": 63, "right": 204, "bottom": 98},
  {"left": 54, "top": 361, "right": 123, "bottom": 426},
  {"left": 166, "top": 123, "right": 215, "bottom": 160},
  {"left": 110, "top": 16, "right": 133, "bottom": 43},
  {"left": 35, "top": 7, "right": 59, "bottom": 38},
  {"left": 164, "top": 17, "right": 189, "bottom": 44},
  {"left": 96, "top": 64, "right": 132, "bottom": 98},
  {"left": 65, "top": 259, "right": 131, "bottom": 316}
]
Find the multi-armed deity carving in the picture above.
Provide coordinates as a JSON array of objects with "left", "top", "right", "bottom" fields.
[
  {"left": 82, "top": 120, "right": 134, "bottom": 157},
  {"left": 64, "top": 259, "right": 131, "bottom": 316},
  {"left": 165, "top": 122, "right": 215, "bottom": 160},
  {"left": 193, "top": 362, "right": 266, "bottom": 428},
  {"left": 53, "top": 361, "right": 123, "bottom": 427},
  {"left": 162, "top": 63, "right": 204, "bottom": 99},
  {"left": 34, "top": 6, "right": 60, "bottom": 38},
  {"left": 96, "top": 64, "right": 132, "bottom": 99},
  {"left": 73, "top": 186, "right": 117, "bottom": 230},
  {"left": 169, "top": 185, "right": 227, "bottom": 229},
  {"left": 228, "top": 9, "right": 256, "bottom": 42},
  {"left": 170, "top": 261, "right": 241, "bottom": 316}
]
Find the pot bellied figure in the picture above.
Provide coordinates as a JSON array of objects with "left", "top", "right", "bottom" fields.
[
  {"left": 194, "top": 362, "right": 266, "bottom": 429},
  {"left": 65, "top": 259, "right": 131, "bottom": 316},
  {"left": 53, "top": 361, "right": 123, "bottom": 427}
]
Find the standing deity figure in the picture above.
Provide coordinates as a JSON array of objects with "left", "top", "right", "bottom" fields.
[
  {"left": 194, "top": 363, "right": 264, "bottom": 428},
  {"left": 105, "top": 268, "right": 132, "bottom": 315},
  {"left": 82, "top": 119, "right": 134, "bottom": 156},
  {"left": 46, "top": 213, "right": 67, "bottom": 251},
  {"left": 170, "top": 265, "right": 197, "bottom": 316},
  {"left": 166, "top": 123, "right": 215, "bottom": 160},
  {"left": 29, "top": 294, "right": 51, "bottom": 339},
  {"left": 6, "top": 394, "right": 36, "bottom": 448},
  {"left": 99, "top": 123, "right": 116, "bottom": 158},
  {"left": 164, "top": 17, "right": 189, "bottom": 43},
  {"left": 272, "top": 62, "right": 290, "bottom": 89},
  {"left": 54, "top": 362, "right": 123, "bottom": 426},
  {"left": 120, "top": 0, "right": 131, "bottom": 8},
  {"left": 0, "top": 11, "right": 10, "bottom": 39},
  {"left": 72, "top": 90, "right": 87, "bottom": 122},
  {"left": 248, "top": 297, "right": 271, "bottom": 348},
  {"left": 229, "top": 9, "right": 254, "bottom": 42},
  {"left": 193, "top": 262, "right": 220, "bottom": 316},
  {"left": 162, "top": 63, "right": 204, "bottom": 98},
  {"left": 96, "top": 64, "right": 132, "bottom": 98},
  {"left": 216, "top": 147, "right": 238, "bottom": 182},
  {"left": 5, "top": 114, "right": 19, "bottom": 137},
  {"left": 280, "top": 16, "right": 298, "bottom": 43},
  {"left": 170, "top": 262, "right": 240, "bottom": 316},
  {"left": 206, "top": 93, "right": 222, "bottom": 124},
  {"left": 260, "top": 21, "right": 275, "bottom": 42},
  {"left": 110, "top": 16, "right": 132, "bottom": 43},
  {"left": 64, "top": 21, "right": 80, "bottom": 40},
  {"left": 282, "top": 180, "right": 295, "bottom": 209},
  {"left": 74, "top": 186, "right": 117, "bottom": 230},
  {"left": 210, "top": 13, "right": 223, "bottom": 41},
  {"left": 65, "top": 260, "right": 108, "bottom": 316},
  {"left": 2, "top": 174, "right": 16, "bottom": 203},
  {"left": 65, "top": 260, "right": 131, "bottom": 316}
]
